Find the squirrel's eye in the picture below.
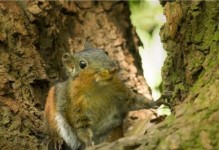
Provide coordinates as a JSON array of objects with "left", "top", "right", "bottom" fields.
[
  {"left": 79, "top": 61, "right": 87, "bottom": 69},
  {"left": 105, "top": 51, "right": 108, "bottom": 55}
]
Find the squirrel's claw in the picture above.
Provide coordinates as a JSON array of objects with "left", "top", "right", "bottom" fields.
[{"left": 151, "top": 92, "right": 173, "bottom": 109}]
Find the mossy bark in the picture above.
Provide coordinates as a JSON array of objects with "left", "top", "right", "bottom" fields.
[
  {"left": 0, "top": 1, "right": 149, "bottom": 150},
  {"left": 157, "top": 1, "right": 219, "bottom": 149}
]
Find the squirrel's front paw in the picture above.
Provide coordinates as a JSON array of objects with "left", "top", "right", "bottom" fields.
[{"left": 152, "top": 92, "right": 172, "bottom": 109}]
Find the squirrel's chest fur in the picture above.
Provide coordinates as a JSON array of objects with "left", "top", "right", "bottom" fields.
[
  {"left": 67, "top": 74, "right": 128, "bottom": 138},
  {"left": 85, "top": 88, "right": 126, "bottom": 135}
]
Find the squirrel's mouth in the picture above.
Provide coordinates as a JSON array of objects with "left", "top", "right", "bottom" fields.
[{"left": 95, "top": 68, "right": 117, "bottom": 82}]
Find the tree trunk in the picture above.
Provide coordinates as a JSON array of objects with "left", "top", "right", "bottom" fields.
[
  {"left": 0, "top": 1, "right": 150, "bottom": 150},
  {"left": 158, "top": 1, "right": 219, "bottom": 149},
  {"left": 89, "top": 1, "right": 219, "bottom": 150}
]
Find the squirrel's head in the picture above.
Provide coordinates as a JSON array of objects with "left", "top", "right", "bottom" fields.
[{"left": 62, "top": 47, "right": 118, "bottom": 83}]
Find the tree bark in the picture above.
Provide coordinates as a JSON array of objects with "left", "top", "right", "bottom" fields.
[
  {"left": 158, "top": 1, "right": 219, "bottom": 149},
  {"left": 0, "top": 1, "right": 150, "bottom": 149}
]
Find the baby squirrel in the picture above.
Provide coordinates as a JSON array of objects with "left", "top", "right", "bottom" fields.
[{"left": 44, "top": 47, "right": 165, "bottom": 150}]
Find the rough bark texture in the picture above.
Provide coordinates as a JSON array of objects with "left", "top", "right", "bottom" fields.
[
  {"left": 158, "top": 1, "right": 219, "bottom": 149},
  {"left": 89, "top": 1, "right": 219, "bottom": 150},
  {"left": 0, "top": 1, "right": 150, "bottom": 150}
]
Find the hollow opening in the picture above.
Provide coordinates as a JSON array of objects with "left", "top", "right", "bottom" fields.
[{"left": 129, "top": 0, "right": 166, "bottom": 100}]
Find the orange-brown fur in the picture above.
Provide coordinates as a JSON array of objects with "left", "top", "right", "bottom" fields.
[{"left": 44, "top": 87, "right": 58, "bottom": 137}]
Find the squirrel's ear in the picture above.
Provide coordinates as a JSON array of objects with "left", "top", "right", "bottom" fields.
[
  {"left": 62, "top": 53, "right": 71, "bottom": 62},
  {"left": 62, "top": 53, "right": 74, "bottom": 72}
]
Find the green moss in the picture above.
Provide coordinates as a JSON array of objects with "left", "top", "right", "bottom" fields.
[
  {"left": 213, "top": 30, "right": 219, "bottom": 41},
  {"left": 203, "top": 20, "right": 217, "bottom": 44},
  {"left": 180, "top": 129, "right": 201, "bottom": 149},
  {"left": 207, "top": 103, "right": 219, "bottom": 115},
  {"left": 165, "top": 114, "right": 175, "bottom": 127},
  {"left": 208, "top": 124, "right": 219, "bottom": 139},
  {"left": 194, "top": 32, "right": 204, "bottom": 43},
  {"left": 174, "top": 83, "right": 187, "bottom": 96}
]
